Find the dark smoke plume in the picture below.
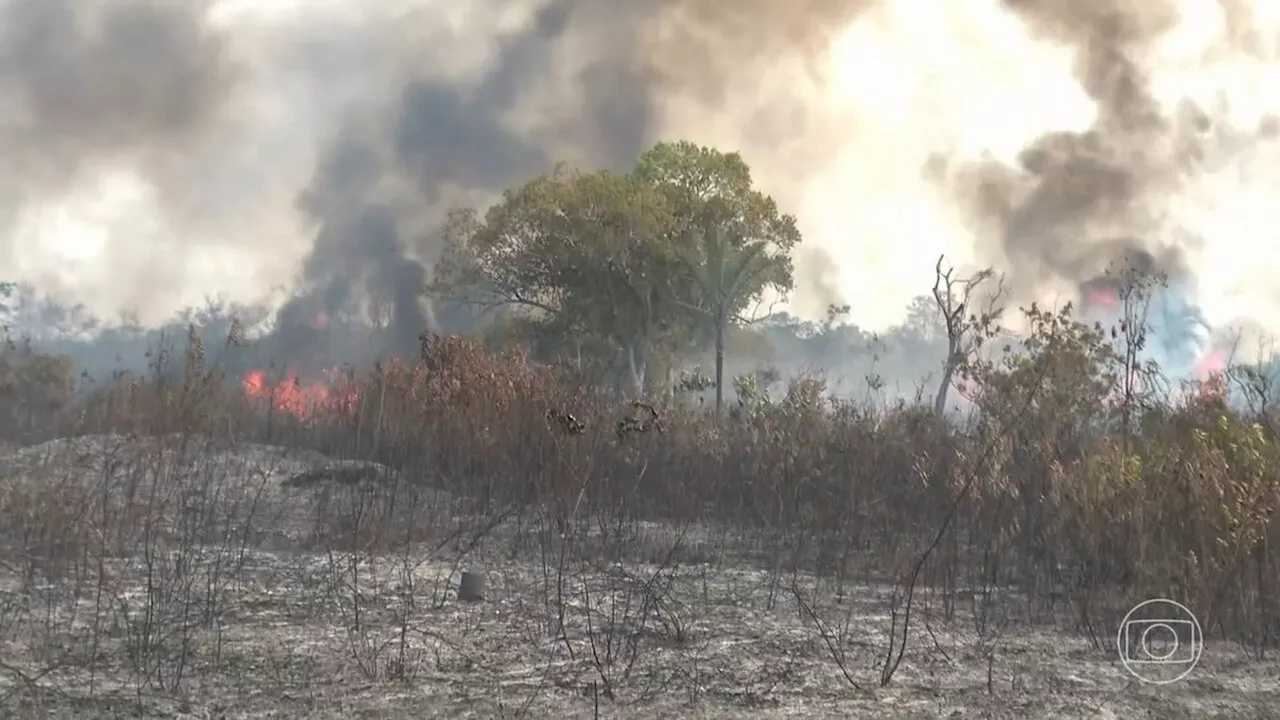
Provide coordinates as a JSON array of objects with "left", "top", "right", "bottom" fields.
[
  {"left": 2, "top": 0, "right": 1278, "bottom": 376},
  {"left": 947, "top": 0, "right": 1276, "bottom": 306},
  {"left": 0, "top": 0, "right": 234, "bottom": 190},
  {"left": 274, "top": 0, "right": 877, "bottom": 362}
]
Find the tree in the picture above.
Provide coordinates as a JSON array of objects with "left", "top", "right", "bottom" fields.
[
  {"left": 431, "top": 164, "right": 688, "bottom": 395},
  {"left": 635, "top": 141, "right": 799, "bottom": 406},
  {"left": 931, "top": 256, "right": 1005, "bottom": 416},
  {"left": 433, "top": 142, "right": 802, "bottom": 400},
  {"left": 634, "top": 140, "right": 802, "bottom": 253},
  {"left": 677, "top": 224, "right": 791, "bottom": 413},
  {"left": 0, "top": 281, "right": 12, "bottom": 339},
  {"left": 1105, "top": 261, "right": 1165, "bottom": 448}
]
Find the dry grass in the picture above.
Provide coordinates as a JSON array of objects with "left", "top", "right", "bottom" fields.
[{"left": 1, "top": 332, "right": 1279, "bottom": 717}]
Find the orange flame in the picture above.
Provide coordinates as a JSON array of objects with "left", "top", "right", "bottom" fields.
[{"left": 242, "top": 366, "right": 359, "bottom": 420}]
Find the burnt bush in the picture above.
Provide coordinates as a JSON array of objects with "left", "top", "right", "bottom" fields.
[
  {"left": 4, "top": 315, "right": 1280, "bottom": 654},
  {"left": 0, "top": 340, "right": 76, "bottom": 441}
]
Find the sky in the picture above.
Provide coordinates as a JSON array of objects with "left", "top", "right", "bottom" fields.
[{"left": 1, "top": 0, "right": 1278, "bottom": 348}]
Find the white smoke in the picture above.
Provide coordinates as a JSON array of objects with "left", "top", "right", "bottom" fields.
[{"left": 3, "top": 0, "right": 1278, "bottom": 355}]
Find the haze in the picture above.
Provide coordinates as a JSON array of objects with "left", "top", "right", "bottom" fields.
[{"left": 1, "top": 0, "right": 1277, "bottom": 343}]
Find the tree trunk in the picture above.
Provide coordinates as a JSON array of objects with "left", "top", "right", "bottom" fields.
[
  {"left": 934, "top": 352, "right": 957, "bottom": 416},
  {"left": 936, "top": 363, "right": 957, "bottom": 415},
  {"left": 714, "top": 310, "right": 726, "bottom": 414}
]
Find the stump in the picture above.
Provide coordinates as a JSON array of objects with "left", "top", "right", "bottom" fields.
[{"left": 457, "top": 570, "right": 486, "bottom": 602}]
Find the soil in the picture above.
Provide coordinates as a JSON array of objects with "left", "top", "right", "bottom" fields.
[{"left": 1, "top": 435, "right": 1277, "bottom": 718}]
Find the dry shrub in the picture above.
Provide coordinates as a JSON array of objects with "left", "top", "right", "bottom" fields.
[
  {"left": 0, "top": 344, "right": 75, "bottom": 440},
  {"left": 2, "top": 321, "right": 1280, "bottom": 653}
]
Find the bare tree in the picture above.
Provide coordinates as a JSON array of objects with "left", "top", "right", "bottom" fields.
[
  {"left": 1107, "top": 261, "right": 1163, "bottom": 449},
  {"left": 931, "top": 256, "right": 1006, "bottom": 416}
]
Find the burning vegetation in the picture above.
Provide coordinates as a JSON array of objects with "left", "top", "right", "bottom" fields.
[
  {"left": 2, "top": 287, "right": 1280, "bottom": 716},
  {"left": 0, "top": 132, "right": 1272, "bottom": 716},
  {"left": 241, "top": 367, "right": 360, "bottom": 421},
  {"left": 3, "top": 0, "right": 1280, "bottom": 711}
]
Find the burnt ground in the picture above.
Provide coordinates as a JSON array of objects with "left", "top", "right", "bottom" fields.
[{"left": 1, "top": 435, "right": 1278, "bottom": 719}]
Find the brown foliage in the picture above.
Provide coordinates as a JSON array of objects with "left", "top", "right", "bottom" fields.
[
  {"left": 3, "top": 321, "right": 1280, "bottom": 652},
  {"left": 0, "top": 343, "right": 75, "bottom": 440}
]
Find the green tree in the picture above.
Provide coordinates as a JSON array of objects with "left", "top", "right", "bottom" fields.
[
  {"left": 677, "top": 224, "right": 790, "bottom": 413},
  {"left": 634, "top": 140, "right": 802, "bottom": 252},
  {"left": 432, "top": 141, "right": 802, "bottom": 400},
  {"left": 635, "top": 141, "right": 799, "bottom": 406},
  {"left": 432, "top": 165, "right": 687, "bottom": 395}
]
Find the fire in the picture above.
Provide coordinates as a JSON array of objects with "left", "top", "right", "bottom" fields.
[
  {"left": 241, "top": 366, "right": 359, "bottom": 420},
  {"left": 1087, "top": 287, "right": 1118, "bottom": 311},
  {"left": 1194, "top": 348, "right": 1227, "bottom": 381}
]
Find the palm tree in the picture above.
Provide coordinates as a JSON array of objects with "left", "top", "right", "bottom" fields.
[{"left": 677, "top": 225, "right": 789, "bottom": 413}]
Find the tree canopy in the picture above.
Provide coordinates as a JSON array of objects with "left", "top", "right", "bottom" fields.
[
  {"left": 633, "top": 140, "right": 801, "bottom": 252},
  {"left": 432, "top": 141, "right": 800, "bottom": 395}
]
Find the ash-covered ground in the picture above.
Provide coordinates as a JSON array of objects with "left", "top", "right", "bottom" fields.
[{"left": 1, "top": 436, "right": 1277, "bottom": 718}]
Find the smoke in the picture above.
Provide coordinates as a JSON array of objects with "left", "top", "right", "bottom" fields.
[
  {"left": 943, "top": 2, "right": 1267, "bottom": 296},
  {"left": 2, "top": 0, "right": 1278, "bottom": 366}
]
